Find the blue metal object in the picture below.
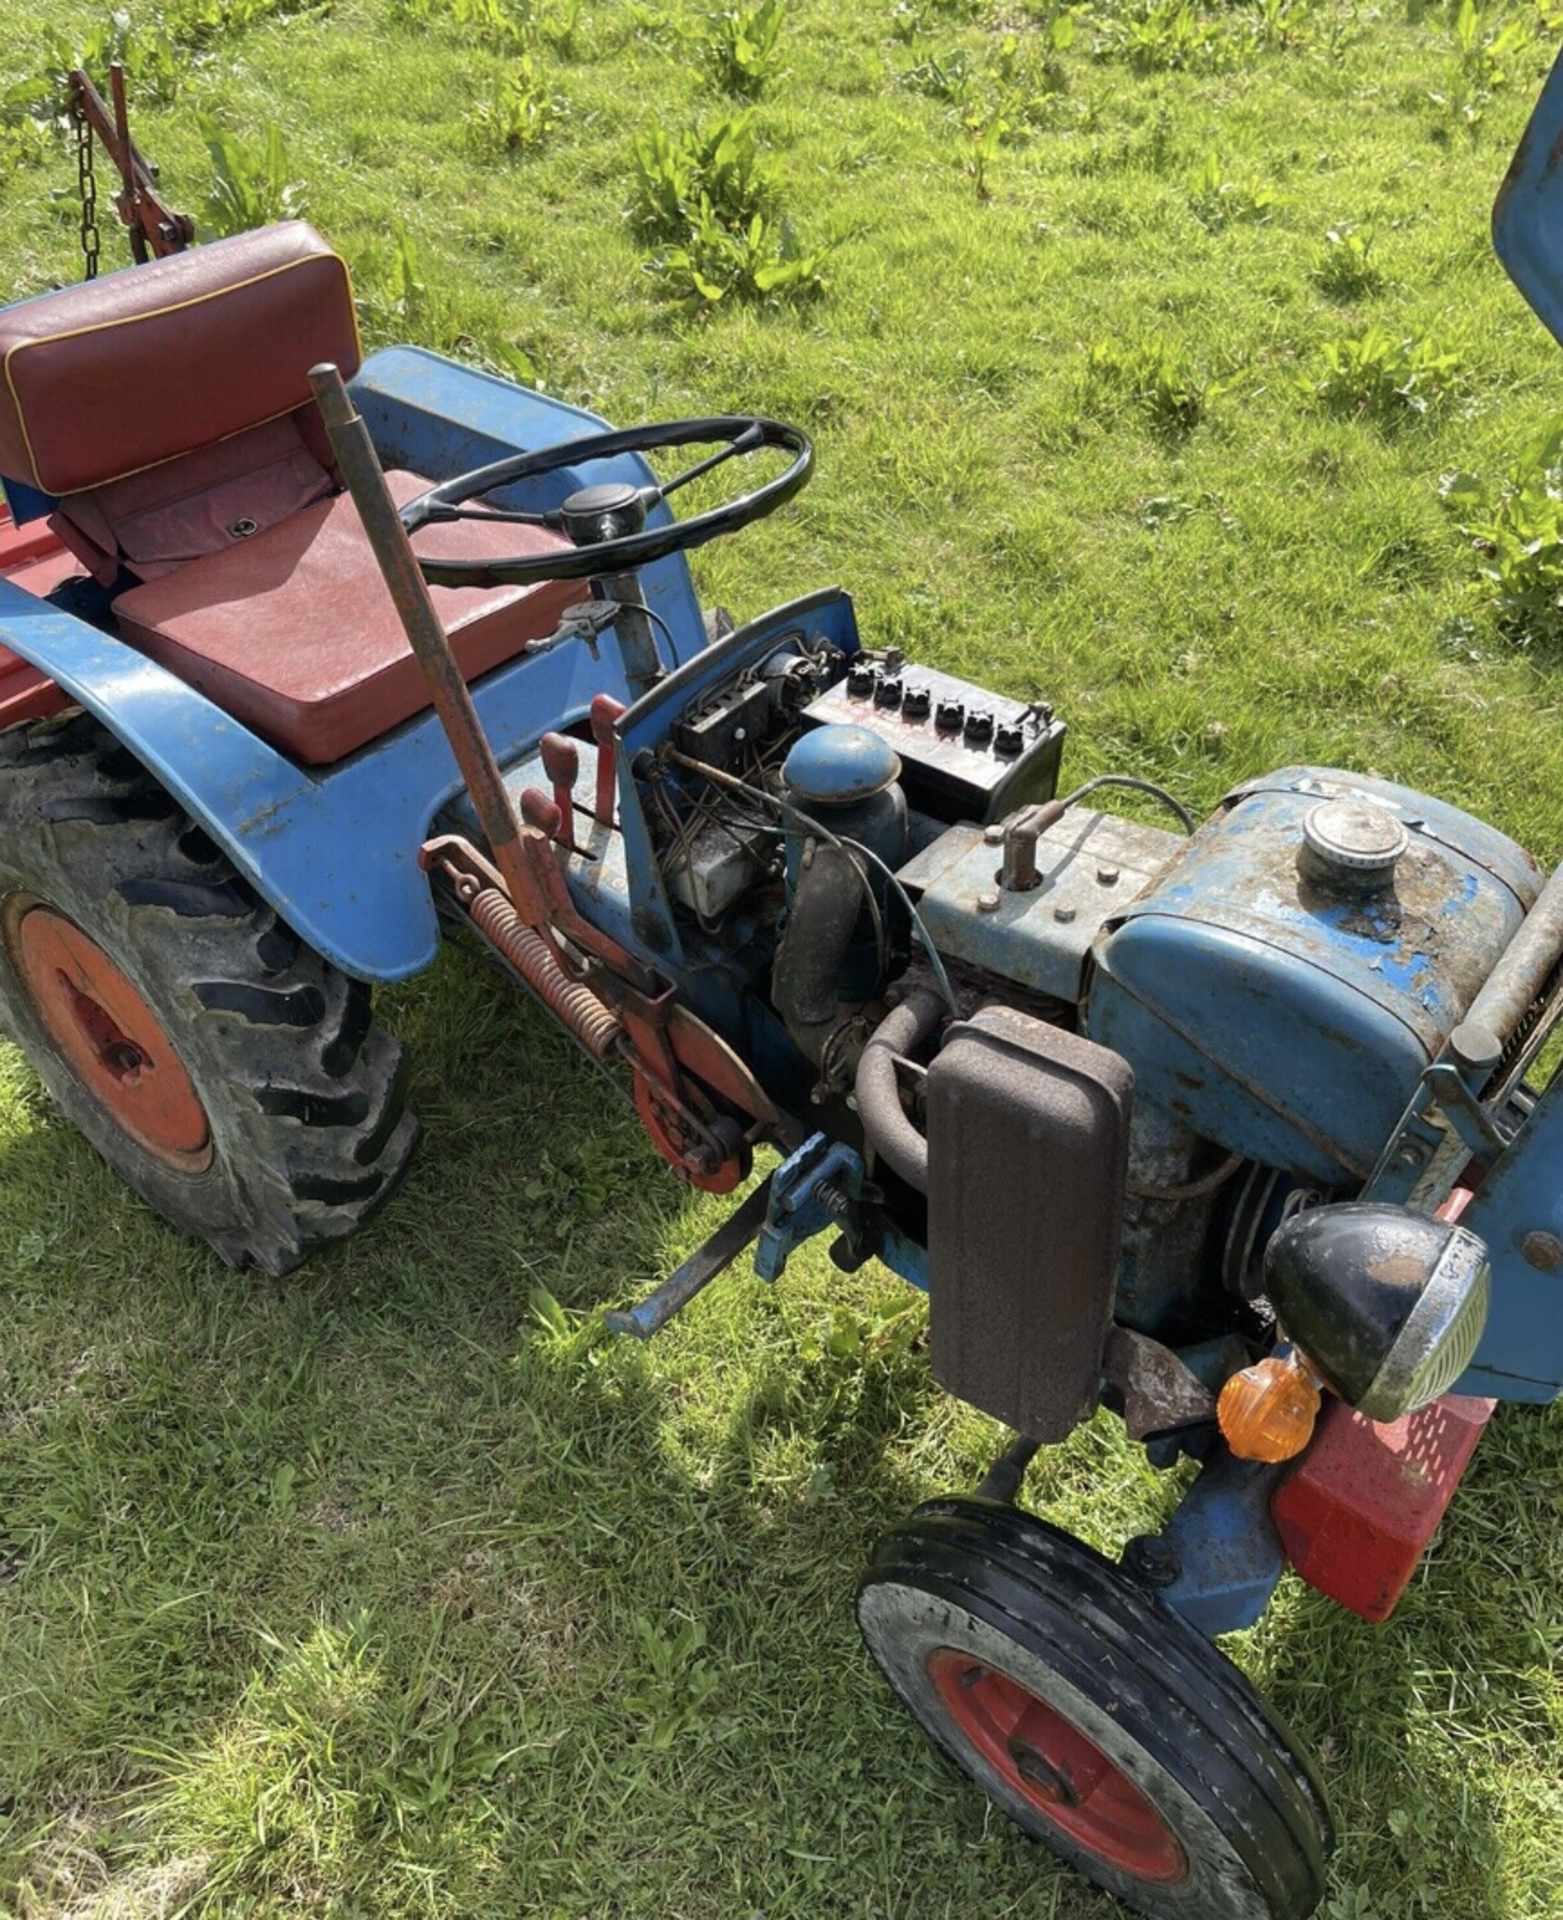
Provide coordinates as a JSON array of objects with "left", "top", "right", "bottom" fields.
[
  {"left": 1493, "top": 43, "right": 1563, "bottom": 355},
  {"left": 899, "top": 809, "right": 1181, "bottom": 1004},
  {"left": 1454, "top": 1065, "right": 1563, "bottom": 1400},
  {"left": 1088, "top": 768, "right": 1537, "bottom": 1187},
  {"left": 782, "top": 725, "right": 900, "bottom": 805},
  {"left": 1146, "top": 1450, "right": 1289, "bottom": 1637},
  {"left": 754, "top": 1133, "right": 867, "bottom": 1282}
]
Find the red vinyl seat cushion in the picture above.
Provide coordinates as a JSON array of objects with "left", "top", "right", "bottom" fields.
[{"left": 112, "top": 470, "right": 586, "bottom": 764}]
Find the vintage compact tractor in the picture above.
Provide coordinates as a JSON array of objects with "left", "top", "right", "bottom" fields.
[{"left": 5, "top": 58, "right": 1563, "bottom": 1920}]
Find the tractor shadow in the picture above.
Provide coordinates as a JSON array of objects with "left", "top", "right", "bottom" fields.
[{"left": 2, "top": 940, "right": 1557, "bottom": 1914}]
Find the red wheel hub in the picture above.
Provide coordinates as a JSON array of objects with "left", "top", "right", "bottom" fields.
[
  {"left": 7, "top": 900, "right": 212, "bottom": 1171},
  {"left": 927, "top": 1648, "right": 1188, "bottom": 1883}
]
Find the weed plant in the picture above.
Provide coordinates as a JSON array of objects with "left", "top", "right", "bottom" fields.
[{"left": 705, "top": 0, "right": 787, "bottom": 97}]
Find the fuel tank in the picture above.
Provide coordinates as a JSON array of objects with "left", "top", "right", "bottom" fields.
[{"left": 1086, "top": 769, "right": 1541, "bottom": 1186}]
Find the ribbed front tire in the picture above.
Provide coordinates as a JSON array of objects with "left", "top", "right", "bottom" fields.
[
  {"left": 858, "top": 1498, "right": 1333, "bottom": 1920},
  {"left": 0, "top": 716, "right": 418, "bottom": 1273}
]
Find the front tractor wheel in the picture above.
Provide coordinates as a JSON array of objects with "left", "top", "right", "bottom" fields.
[
  {"left": 858, "top": 1499, "right": 1333, "bottom": 1920},
  {"left": 0, "top": 718, "right": 418, "bottom": 1274}
]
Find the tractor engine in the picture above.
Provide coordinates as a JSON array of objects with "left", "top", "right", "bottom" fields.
[{"left": 643, "top": 638, "right": 1536, "bottom": 1448}]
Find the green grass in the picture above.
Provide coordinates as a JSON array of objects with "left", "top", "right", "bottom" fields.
[{"left": 4, "top": 0, "right": 1563, "bottom": 1914}]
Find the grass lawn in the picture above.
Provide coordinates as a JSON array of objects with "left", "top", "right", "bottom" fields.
[{"left": 3, "top": 0, "right": 1563, "bottom": 1914}]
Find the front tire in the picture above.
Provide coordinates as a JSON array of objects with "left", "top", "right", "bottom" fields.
[
  {"left": 0, "top": 717, "right": 418, "bottom": 1273},
  {"left": 858, "top": 1498, "right": 1333, "bottom": 1920}
]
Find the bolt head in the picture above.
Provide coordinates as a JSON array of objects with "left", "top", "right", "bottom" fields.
[
  {"left": 1124, "top": 1533, "right": 1179, "bottom": 1587},
  {"left": 1096, "top": 865, "right": 1120, "bottom": 886},
  {"left": 983, "top": 822, "right": 1005, "bottom": 846},
  {"left": 1522, "top": 1230, "right": 1563, "bottom": 1272},
  {"left": 977, "top": 891, "right": 1000, "bottom": 913},
  {"left": 1053, "top": 903, "right": 1077, "bottom": 924}
]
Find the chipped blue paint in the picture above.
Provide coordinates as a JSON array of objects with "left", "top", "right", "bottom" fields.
[{"left": 1088, "top": 769, "right": 1535, "bottom": 1185}]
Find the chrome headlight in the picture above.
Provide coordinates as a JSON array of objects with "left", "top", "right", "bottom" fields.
[{"left": 1263, "top": 1203, "right": 1491, "bottom": 1422}]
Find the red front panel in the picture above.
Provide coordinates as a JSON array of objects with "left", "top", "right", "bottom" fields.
[{"left": 1271, "top": 1393, "right": 1495, "bottom": 1624}]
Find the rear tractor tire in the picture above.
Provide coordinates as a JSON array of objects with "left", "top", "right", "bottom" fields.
[{"left": 0, "top": 716, "right": 418, "bottom": 1274}]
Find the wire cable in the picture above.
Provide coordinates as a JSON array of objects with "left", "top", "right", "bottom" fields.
[
  {"left": 1057, "top": 773, "right": 1196, "bottom": 834},
  {"left": 664, "top": 747, "right": 957, "bottom": 1015}
]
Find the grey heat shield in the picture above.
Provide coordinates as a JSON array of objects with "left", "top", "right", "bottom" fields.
[{"left": 925, "top": 1007, "right": 1133, "bottom": 1440}]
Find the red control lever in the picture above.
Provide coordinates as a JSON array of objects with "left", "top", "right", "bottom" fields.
[
  {"left": 539, "top": 732, "right": 579, "bottom": 848},
  {"left": 520, "top": 787, "right": 563, "bottom": 840},
  {"left": 590, "top": 694, "right": 627, "bottom": 828}
]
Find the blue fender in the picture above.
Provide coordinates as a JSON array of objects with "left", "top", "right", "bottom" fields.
[
  {"left": 0, "top": 347, "right": 709, "bottom": 982},
  {"left": 1494, "top": 42, "right": 1563, "bottom": 356}
]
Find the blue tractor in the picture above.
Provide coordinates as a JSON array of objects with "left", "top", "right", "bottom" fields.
[{"left": 4, "top": 54, "right": 1563, "bottom": 1920}]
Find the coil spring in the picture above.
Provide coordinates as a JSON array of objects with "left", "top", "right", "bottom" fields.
[{"left": 467, "top": 888, "right": 623, "bottom": 1061}]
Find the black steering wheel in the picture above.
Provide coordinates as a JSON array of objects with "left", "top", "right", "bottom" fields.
[{"left": 399, "top": 415, "right": 813, "bottom": 589}]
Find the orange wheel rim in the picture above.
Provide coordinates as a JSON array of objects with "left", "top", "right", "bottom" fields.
[{"left": 8, "top": 899, "right": 212, "bottom": 1171}]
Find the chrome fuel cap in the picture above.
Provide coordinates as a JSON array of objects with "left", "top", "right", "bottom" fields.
[{"left": 1301, "top": 797, "right": 1410, "bottom": 890}]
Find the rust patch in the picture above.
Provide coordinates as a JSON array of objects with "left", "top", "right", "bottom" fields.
[
  {"left": 1520, "top": 1229, "right": 1563, "bottom": 1272},
  {"left": 1368, "top": 1252, "right": 1428, "bottom": 1288}
]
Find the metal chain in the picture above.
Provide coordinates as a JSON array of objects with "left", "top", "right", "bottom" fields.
[{"left": 72, "top": 99, "right": 101, "bottom": 282}]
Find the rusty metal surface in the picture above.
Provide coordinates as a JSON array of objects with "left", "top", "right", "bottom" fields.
[
  {"left": 666, "top": 1003, "right": 782, "bottom": 1126},
  {"left": 467, "top": 885, "right": 623, "bottom": 1060},
  {"left": 67, "top": 66, "right": 194, "bottom": 264},
  {"left": 1089, "top": 769, "right": 1535, "bottom": 1186},
  {"left": 1463, "top": 858, "right": 1563, "bottom": 1063},
  {"left": 1102, "top": 1327, "right": 1218, "bottom": 1441},
  {"left": 897, "top": 808, "right": 1181, "bottom": 1004},
  {"left": 631, "top": 1068, "right": 750, "bottom": 1193},
  {"left": 590, "top": 693, "right": 625, "bottom": 826},
  {"left": 310, "top": 365, "right": 553, "bottom": 929},
  {"left": 539, "top": 732, "right": 579, "bottom": 846}
]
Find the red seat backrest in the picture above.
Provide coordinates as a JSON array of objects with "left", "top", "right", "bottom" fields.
[{"left": 0, "top": 222, "right": 359, "bottom": 499}]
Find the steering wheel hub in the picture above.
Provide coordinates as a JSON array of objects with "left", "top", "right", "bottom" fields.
[{"left": 559, "top": 480, "right": 647, "bottom": 547}]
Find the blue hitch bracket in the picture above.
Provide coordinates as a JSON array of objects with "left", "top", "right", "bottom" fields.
[
  {"left": 754, "top": 1133, "right": 867, "bottom": 1282},
  {"left": 1124, "top": 1445, "right": 1289, "bottom": 1639}
]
